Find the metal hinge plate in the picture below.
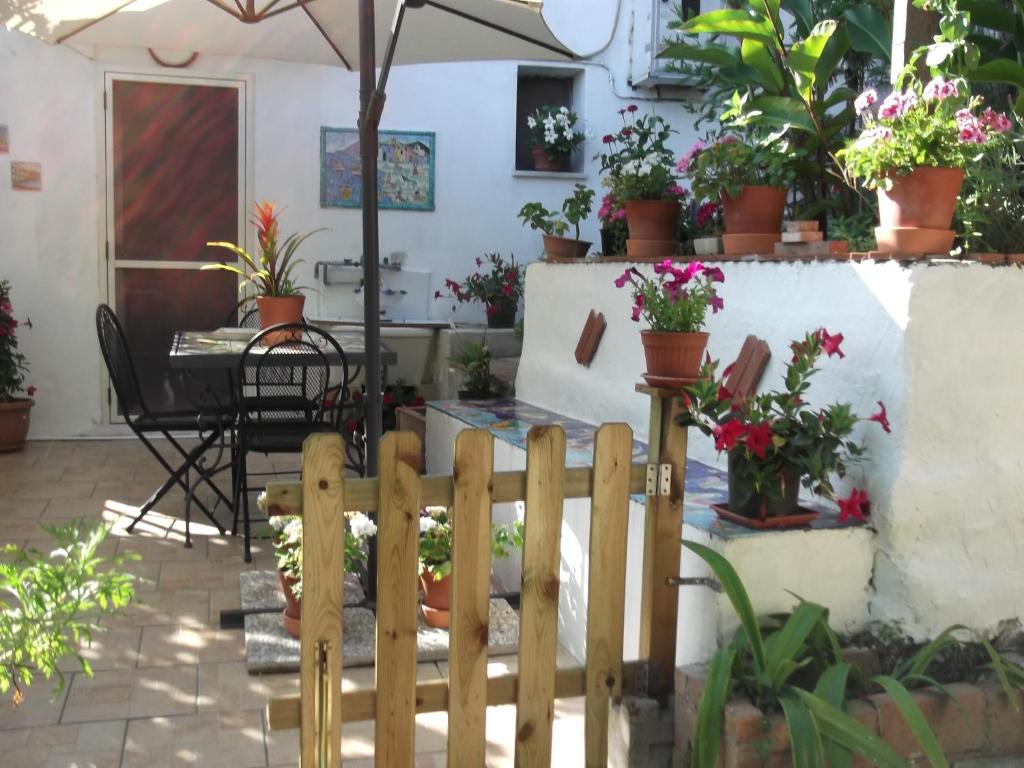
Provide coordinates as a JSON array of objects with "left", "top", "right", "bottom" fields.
[{"left": 646, "top": 463, "right": 672, "bottom": 497}]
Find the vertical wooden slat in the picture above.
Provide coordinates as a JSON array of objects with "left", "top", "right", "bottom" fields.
[
  {"left": 639, "top": 395, "right": 689, "bottom": 703},
  {"left": 447, "top": 429, "right": 494, "bottom": 767},
  {"left": 514, "top": 425, "right": 568, "bottom": 767},
  {"left": 374, "top": 431, "right": 422, "bottom": 766},
  {"left": 584, "top": 424, "right": 633, "bottom": 767},
  {"left": 299, "top": 433, "right": 346, "bottom": 768}
]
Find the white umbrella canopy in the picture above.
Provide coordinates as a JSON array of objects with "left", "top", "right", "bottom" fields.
[{"left": 1, "top": 0, "right": 576, "bottom": 68}]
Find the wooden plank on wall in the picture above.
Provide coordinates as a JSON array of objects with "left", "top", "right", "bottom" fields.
[
  {"left": 298, "top": 433, "right": 346, "bottom": 768},
  {"left": 585, "top": 424, "right": 632, "bottom": 766},
  {"left": 447, "top": 429, "right": 494, "bottom": 766},
  {"left": 514, "top": 426, "right": 568, "bottom": 766},
  {"left": 374, "top": 431, "right": 422, "bottom": 767}
]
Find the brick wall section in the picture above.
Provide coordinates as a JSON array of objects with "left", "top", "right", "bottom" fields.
[{"left": 674, "top": 666, "right": 1024, "bottom": 767}]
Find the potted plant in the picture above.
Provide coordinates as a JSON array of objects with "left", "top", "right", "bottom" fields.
[
  {"left": 449, "top": 331, "right": 502, "bottom": 400},
  {"left": 269, "top": 510, "right": 377, "bottom": 639},
  {"left": 682, "top": 133, "right": 798, "bottom": 256},
  {"left": 435, "top": 253, "right": 525, "bottom": 329},
  {"left": 525, "top": 105, "right": 584, "bottom": 171},
  {"left": 679, "top": 329, "right": 891, "bottom": 527},
  {"left": 517, "top": 184, "right": 596, "bottom": 260},
  {"left": 839, "top": 77, "right": 1012, "bottom": 255},
  {"left": 691, "top": 201, "right": 723, "bottom": 257},
  {"left": 0, "top": 281, "right": 35, "bottom": 453},
  {"left": 418, "top": 506, "right": 523, "bottom": 629},
  {"left": 204, "top": 200, "right": 322, "bottom": 330},
  {"left": 597, "top": 192, "right": 629, "bottom": 256},
  {"left": 613, "top": 259, "right": 724, "bottom": 385}
]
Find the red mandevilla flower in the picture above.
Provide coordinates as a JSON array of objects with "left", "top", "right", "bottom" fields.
[
  {"left": 743, "top": 422, "right": 774, "bottom": 459},
  {"left": 817, "top": 329, "right": 844, "bottom": 358},
  {"left": 712, "top": 419, "right": 745, "bottom": 452},
  {"left": 838, "top": 489, "right": 870, "bottom": 523},
  {"left": 870, "top": 401, "right": 891, "bottom": 433}
]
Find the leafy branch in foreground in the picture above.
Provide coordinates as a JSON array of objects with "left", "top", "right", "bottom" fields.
[{"left": 0, "top": 521, "right": 137, "bottom": 705}]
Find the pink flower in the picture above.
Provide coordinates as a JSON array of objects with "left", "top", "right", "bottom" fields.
[
  {"left": 696, "top": 202, "right": 719, "bottom": 229},
  {"left": 630, "top": 294, "right": 645, "bottom": 322},
  {"left": 612, "top": 207, "right": 627, "bottom": 222},
  {"left": 614, "top": 268, "right": 633, "bottom": 289},
  {"left": 879, "top": 91, "right": 916, "bottom": 120},
  {"left": 922, "top": 77, "right": 958, "bottom": 102},
  {"left": 653, "top": 258, "right": 674, "bottom": 276},
  {"left": 602, "top": 134, "right": 615, "bottom": 144},
  {"left": 817, "top": 329, "right": 845, "bottom": 358},
  {"left": 716, "top": 134, "right": 739, "bottom": 145},
  {"left": 854, "top": 88, "right": 877, "bottom": 115},
  {"left": 677, "top": 140, "right": 705, "bottom": 173},
  {"left": 710, "top": 295, "right": 724, "bottom": 314},
  {"left": 703, "top": 266, "right": 725, "bottom": 283},
  {"left": 981, "top": 107, "right": 1012, "bottom": 134},
  {"left": 667, "top": 184, "right": 688, "bottom": 198},
  {"left": 681, "top": 260, "right": 705, "bottom": 282},
  {"left": 955, "top": 108, "right": 976, "bottom": 129},
  {"left": 959, "top": 123, "right": 987, "bottom": 144},
  {"left": 26, "top": 386, "right": 36, "bottom": 397}
]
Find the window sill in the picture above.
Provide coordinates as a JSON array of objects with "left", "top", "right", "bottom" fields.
[{"left": 511, "top": 170, "right": 588, "bottom": 180}]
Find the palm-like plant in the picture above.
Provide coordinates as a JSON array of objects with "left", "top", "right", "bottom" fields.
[{"left": 203, "top": 201, "right": 322, "bottom": 298}]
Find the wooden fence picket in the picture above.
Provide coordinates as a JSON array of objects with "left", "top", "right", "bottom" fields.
[
  {"left": 584, "top": 424, "right": 633, "bottom": 766},
  {"left": 374, "top": 431, "right": 423, "bottom": 766},
  {"left": 447, "top": 429, "right": 495, "bottom": 766},
  {"left": 514, "top": 426, "right": 568, "bottom": 766}
]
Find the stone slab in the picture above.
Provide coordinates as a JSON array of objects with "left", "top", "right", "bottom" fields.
[
  {"left": 781, "top": 230, "right": 824, "bottom": 243},
  {"left": 244, "top": 597, "right": 520, "bottom": 674},
  {"left": 784, "top": 220, "right": 819, "bottom": 232}
]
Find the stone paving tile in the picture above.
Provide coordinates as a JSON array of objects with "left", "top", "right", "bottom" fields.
[
  {"left": 0, "top": 686, "right": 69, "bottom": 731},
  {"left": 122, "top": 710, "right": 266, "bottom": 768},
  {"left": 57, "top": 626, "right": 142, "bottom": 672},
  {"left": 0, "top": 498, "right": 48, "bottom": 518},
  {"left": 11, "top": 481, "right": 97, "bottom": 500},
  {"left": 0, "top": 719, "right": 126, "bottom": 768},
  {"left": 61, "top": 666, "right": 197, "bottom": 723},
  {"left": 159, "top": 560, "right": 250, "bottom": 591},
  {"left": 138, "top": 624, "right": 245, "bottom": 667},
  {"left": 104, "top": 590, "right": 212, "bottom": 628}
]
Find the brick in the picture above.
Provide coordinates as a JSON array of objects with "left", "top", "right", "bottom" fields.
[
  {"left": 980, "top": 681, "right": 1024, "bottom": 754},
  {"left": 781, "top": 230, "right": 825, "bottom": 243},
  {"left": 784, "top": 220, "right": 819, "bottom": 232},
  {"left": 843, "top": 648, "right": 882, "bottom": 678},
  {"left": 677, "top": 664, "right": 708, "bottom": 707},
  {"left": 871, "top": 684, "right": 986, "bottom": 760},
  {"left": 773, "top": 241, "right": 849, "bottom": 259}
]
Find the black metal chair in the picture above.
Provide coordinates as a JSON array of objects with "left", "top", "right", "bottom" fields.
[
  {"left": 95, "top": 304, "right": 234, "bottom": 534},
  {"left": 233, "top": 322, "right": 350, "bottom": 561}
]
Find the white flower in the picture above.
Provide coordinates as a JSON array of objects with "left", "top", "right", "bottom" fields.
[
  {"left": 283, "top": 518, "right": 303, "bottom": 539},
  {"left": 419, "top": 516, "right": 438, "bottom": 533},
  {"left": 526, "top": 116, "right": 536, "bottom": 129},
  {"left": 563, "top": 129, "right": 574, "bottom": 141},
  {"left": 268, "top": 512, "right": 292, "bottom": 533},
  {"left": 349, "top": 512, "right": 377, "bottom": 539},
  {"left": 559, "top": 106, "right": 569, "bottom": 114},
  {"left": 556, "top": 113, "right": 569, "bottom": 127},
  {"left": 544, "top": 131, "right": 558, "bottom": 144},
  {"left": 543, "top": 116, "right": 555, "bottom": 130},
  {"left": 257, "top": 491, "right": 268, "bottom": 513}
]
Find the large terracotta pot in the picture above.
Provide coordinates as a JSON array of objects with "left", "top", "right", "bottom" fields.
[
  {"left": 875, "top": 166, "right": 964, "bottom": 254},
  {"left": 420, "top": 570, "right": 452, "bottom": 629},
  {"left": 531, "top": 146, "right": 568, "bottom": 172},
  {"left": 721, "top": 186, "right": 787, "bottom": 234},
  {"left": 640, "top": 331, "right": 709, "bottom": 385},
  {"left": 0, "top": 399, "right": 33, "bottom": 452},
  {"left": 625, "top": 199, "right": 681, "bottom": 241},
  {"left": 256, "top": 295, "right": 305, "bottom": 329},
  {"left": 542, "top": 235, "right": 591, "bottom": 260}
]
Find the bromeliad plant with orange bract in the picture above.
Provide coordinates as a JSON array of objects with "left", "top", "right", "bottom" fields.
[
  {"left": 678, "top": 329, "right": 890, "bottom": 521},
  {"left": 203, "top": 200, "right": 323, "bottom": 298}
]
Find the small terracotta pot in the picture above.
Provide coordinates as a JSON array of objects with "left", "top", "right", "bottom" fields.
[
  {"left": 531, "top": 147, "right": 567, "bottom": 172},
  {"left": 277, "top": 569, "right": 301, "bottom": 619},
  {"left": 727, "top": 451, "right": 801, "bottom": 520},
  {"left": 877, "top": 166, "right": 964, "bottom": 230},
  {"left": 282, "top": 606, "right": 301, "bottom": 639},
  {"left": 625, "top": 239, "right": 676, "bottom": 259},
  {"left": 722, "top": 186, "right": 787, "bottom": 234},
  {"left": 542, "top": 235, "right": 591, "bottom": 260},
  {"left": 486, "top": 300, "right": 517, "bottom": 329},
  {"left": 0, "top": 398, "right": 33, "bottom": 452},
  {"left": 256, "top": 295, "right": 305, "bottom": 330},
  {"left": 420, "top": 570, "right": 452, "bottom": 629},
  {"left": 640, "top": 331, "right": 709, "bottom": 382},
  {"left": 624, "top": 199, "right": 681, "bottom": 241}
]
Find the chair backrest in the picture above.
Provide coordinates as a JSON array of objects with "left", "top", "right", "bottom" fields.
[
  {"left": 95, "top": 304, "right": 147, "bottom": 417},
  {"left": 238, "top": 307, "right": 261, "bottom": 329},
  {"left": 238, "top": 323, "right": 349, "bottom": 427}
]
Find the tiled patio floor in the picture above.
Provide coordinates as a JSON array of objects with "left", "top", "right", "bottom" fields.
[{"left": 0, "top": 439, "right": 585, "bottom": 767}]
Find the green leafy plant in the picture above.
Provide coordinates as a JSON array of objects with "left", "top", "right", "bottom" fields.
[
  {"left": 0, "top": 521, "right": 137, "bottom": 706},
  {"left": 956, "top": 125, "right": 1024, "bottom": 252},
  {"left": 839, "top": 76, "right": 1013, "bottom": 189},
  {"left": 269, "top": 511, "right": 377, "bottom": 600},
  {"left": 448, "top": 327, "right": 499, "bottom": 398},
  {"left": 418, "top": 506, "right": 524, "bottom": 580},
  {"left": 204, "top": 200, "right": 322, "bottom": 298},
  {"left": 613, "top": 260, "right": 725, "bottom": 333},
  {"left": 435, "top": 253, "right": 525, "bottom": 320},
  {"left": 828, "top": 209, "right": 878, "bottom": 251},
  {"left": 681, "top": 131, "right": 800, "bottom": 201},
  {"left": 596, "top": 107, "right": 687, "bottom": 202},
  {"left": 679, "top": 329, "right": 890, "bottom": 518},
  {"left": 693, "top": 201, "right": 724, "bottom": 238},
  {"left": 517, "top": 185, "right": 596, "bottom": 240},
  {"left": 0, "top": 280, "right": 33, "bottom": 402},
  {"left": 525, "top": 105, "right": 585, "bottom": 157}
]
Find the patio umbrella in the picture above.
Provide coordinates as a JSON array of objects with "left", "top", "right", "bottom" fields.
[{"left": 2, "top": 0, "right": 580, "bottom": 475}]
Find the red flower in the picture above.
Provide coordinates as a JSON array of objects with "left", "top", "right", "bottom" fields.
[
  {"left": 626, "top": 104, "right": 638, "bottom": 112},
  {"left": 712, "top": 419, "right": 745, "bottom": 452},
  {"left": 838, "top": 489, "right": 870, "bottom": 523},
  {"left": 744, "top": 422, "right": 773, "bottom": 459},
  {"left": 25, "top": 386, "right": 36, "bottom": 397},
  {"left": 414, "top": 396, "right": 425, "bottom": 406},
  {"left": 433, "top": 290, "right": 442, "bottom": 299},
  {"left": 602, "top": 134, "right": 615, "bottom": 144},
  {"left": 717, "top": 384, "right": 733, "bottom": 402},
  {"left": 501, "top": 283, "right": 513, "bottom": 296},
  {"left": 817, "top": 329, "right": 845, "bottom": 358},
  {"left": 345, "top": 418, "right": 360, "bottom": 435},
  {"left": 621, "top": 127, "right": 633, "bottom": 137},
  {"left": 352, "top": 390, "right": 363, "bottom": 401},
  {"left": 485, "top": 304, "right": 497, "bottom": 315},
  {"left": 382, "top": 392, "right": 394, "bottom": 405},
  {"left": 870, "top": 401, "right": 891, "bottom": 434}
]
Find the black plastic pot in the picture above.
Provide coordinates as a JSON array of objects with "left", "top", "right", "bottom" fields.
[
  {"left": 487, "top": 300, "right": 517, "bottom": 329},
  {"left": 458, "top": 390, "right": 496, "bottom": 400},
  {"left": 727, "top": 451, "right": 801, "bottom": 520}
]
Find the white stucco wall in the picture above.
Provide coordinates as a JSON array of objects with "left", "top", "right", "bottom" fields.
[
  {"left": 0, "top": 0, "right": 703, "bottom": 438},
  {"left": 516, "top": 259, "right": 1024, "bottom": 641}
]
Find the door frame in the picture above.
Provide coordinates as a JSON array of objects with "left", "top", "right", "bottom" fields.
[{"left": 98, "top": 69, "right": 253, "bottom": 424}]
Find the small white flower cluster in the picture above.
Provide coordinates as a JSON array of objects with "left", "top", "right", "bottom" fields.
[
  {"left": 419, "top": 505, "right": 448, "bottom": 533},
  {"left": 531, "top": 106, "right": 576, "bottom": 147},
  {"left": 620, "top": 152, "right": 675, "bottom": 177},
  {"left": 348, "top": 511, "right": 377, "bottom": 539}
]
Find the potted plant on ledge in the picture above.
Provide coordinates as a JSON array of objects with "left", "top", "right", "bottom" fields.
[
  {"left": 435, "top": 253, "right": 525, "bottom": 328},
  {"left": 525, "top": 105, "right": 584, "bottom": 172},
  {"left": 518, "top": 184, "right": 596, "bottom": 260},
  {"left": 597, "top": 192, "right": 629, "bottom": 256},
  {"left": 839, "top": 76, "right": 1011, "bottom": 255},
  {"left": 691, "top": 201, "right": 723, "bottom": 257},
  {"left": 682, "top": 132, "right": 798, "bottom": 256},
  {"left": 614, "top": 259, "right": 724, "bottom": 386},
  {"left": 204, "top": 200, "right": 322, "bottom": 330},
  {"left": 0, "top": 280, "right": 35, "bottom": 452},
  {"left": 679, "top": 329, "right": 891, "bottom": 528}
]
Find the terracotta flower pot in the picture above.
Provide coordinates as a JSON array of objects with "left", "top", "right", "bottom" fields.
[
  {"left": 640, "top": 331, "right": 709, "bottom": 385},
  {"left": 256, "top": 295, "right": 305, "bottom": 330},
  {"left": 721, "top": 186, "right": 787, "bottom": 234},
  {"left": 542, "top": 235, "right": 591, "bottom": 260},
  {"left": 277, "top": 569, "right": 301, "bottom": 618},
  {"left": 531, "top": 146, "right": 568, "bottom": 172},
  {"left": 420, "top": 570, "right": 452, "bottom": 629},
  {"left": 0, "top": 398, "right": 33, "bottom": 452},
  {"left": 625, "top": 199, "right": 681, "bottom": 241},
  {"left": 282, "top": 606, "right": 301, "bottom": 639},
  {"left": 875, "top": 166, "right": 964, "bottom": 255}
]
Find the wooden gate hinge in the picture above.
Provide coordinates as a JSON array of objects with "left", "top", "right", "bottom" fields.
[{"left": 645, "top": 463, "right": 672, "bottom": 497}]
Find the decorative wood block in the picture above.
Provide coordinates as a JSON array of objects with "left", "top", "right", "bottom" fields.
[
  {"left": 574, "top": 311, "right": 606, "bottom": 367},
  {"left": 781, "top": 230, "right": 824, "bottom": 243},
  {"left": 784, "top": 220, "right": 820, "bottom": 232},
  {"left": 724, "top": 335, "right": 770, "bottom": 402}
]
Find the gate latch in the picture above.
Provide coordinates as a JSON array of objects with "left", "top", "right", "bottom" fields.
[{"left": 646, "top": 463, "right": 672, "bottom": 497}]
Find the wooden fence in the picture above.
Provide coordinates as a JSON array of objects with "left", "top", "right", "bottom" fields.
[{"left": 265, "top": 418, "right": 681, "bottom": 767}]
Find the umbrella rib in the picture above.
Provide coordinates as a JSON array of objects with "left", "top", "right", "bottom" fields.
[
  {"left": 422, "top": 0, "right": 576, "bottom": 59},
  {"left": 300, "top": 4, "right": 353, "bottom": 70},
  {"left": 55, "top": 0, "right": 147, "bottom": 45}
]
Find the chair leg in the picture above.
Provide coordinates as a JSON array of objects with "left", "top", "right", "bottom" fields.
[
  {"left": 241, "top": 460, "right": 252, "bottom": 563},
  {"left": 165, "top": 433, "right": 234, "bottom": 511},
  {"left": 129, "top": 431, "right": 217, "bottom": 531}
]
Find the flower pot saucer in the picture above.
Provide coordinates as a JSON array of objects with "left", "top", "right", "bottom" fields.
[
  {"left": 711, "top": 501, "right": 818, "bottom": 529},
  {"left": 641, "top": 372, "right": 700, "bottom": 389}
]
